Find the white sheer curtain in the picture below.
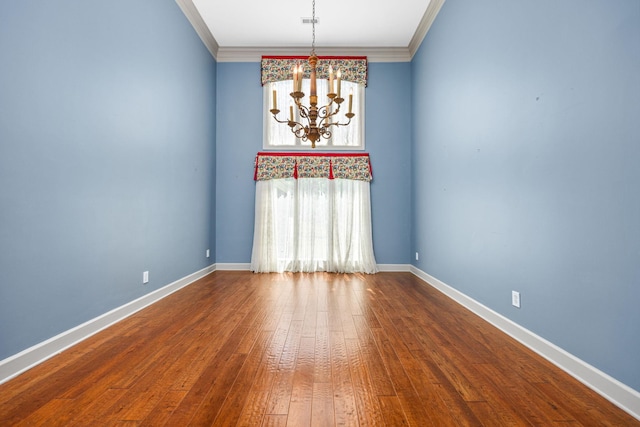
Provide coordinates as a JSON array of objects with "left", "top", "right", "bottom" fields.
[{"left": 251, "top": 177, "right": 377, "bottom": 274}]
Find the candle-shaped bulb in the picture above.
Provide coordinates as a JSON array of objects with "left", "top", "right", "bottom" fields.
[
  {"left": 273, "top": 90, "right": 277, "bottom": 110},
  {"left": 310, "top": 60, "right": 317, "bottom": 97},
  {"left": 289, "top": 103, "right": 294, "bottom": 122},
  {"left": 329, "top": 65, "right": 334, "bottom": 94},
  {"left": 348, "top": 88, "right": 353, "bottom": 114},
  {"left": 292, "top": 65, "right": 297, "bottom": 92},
  {"left": 336, "top": 70, "right": 342, "bottom": 98},
  {"left": 297, "top": 64, "right": 303, "bottom": 92}
]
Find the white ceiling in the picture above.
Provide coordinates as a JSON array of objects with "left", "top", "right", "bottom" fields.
[
  {"left": 178, "top": 0, "right": 445, "bottom": 61},
  {"left": 192, "top": 0, "right": 432, "bottom": 47}
]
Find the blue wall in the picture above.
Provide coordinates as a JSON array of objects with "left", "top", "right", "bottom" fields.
[
  {"left": 412, "top": 0, "right": 640, "bottom": 390},
  {"left": 215, "top": 63, "right": 261, "bottom": 263},
  {"left": 0, "top": 0, "right": 217, "bottom": 359},
  {"left": 216, "top": 62, "right": 412, "bottom": 265}
]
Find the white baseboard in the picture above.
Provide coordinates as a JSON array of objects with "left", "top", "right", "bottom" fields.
[
  {"left": 377, "top": 264, "right": 412, "bottom": 272},
  {"left": 0, "top": 264, "right": 216, "bottom": 385},
  {"left": 215, "top": 263, "right": 251, "bottom": 270},
  {"left": 410, "top": 266, "right": 640, "bottom": 421}
]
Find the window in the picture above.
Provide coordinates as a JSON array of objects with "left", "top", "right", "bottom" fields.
[
  {"left": 251, "top": 153, "right": 377, "bottom": 274},
  {"left": 260, "top": 56, "right": 368, "bottom": 151},
  {"left": 263, "top": 79, "right": 365, "bottom": 150}
]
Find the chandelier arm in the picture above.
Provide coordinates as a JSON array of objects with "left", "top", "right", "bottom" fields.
[
  {"left": 293, "top": 98, "right": 313, "bottom": 121},
  {"left": 321, "top": 114, "right": 354, "bottom": 129},
  {"left": 292, "top": 125, "right": 309, "bottom": 141},
  {"left": 286, "top": 119, "right": 306, "bottom": 135},
  {"left": 318, "top": 127, "right": 333, "bottom": 140},
  {"left": 318, "top": 116, "right": 334, "bottom": 130},
  {"left": 297, "top": 106, "right": 312, "bottom": 121},
  {"left": 317, "top": 102, "right": 340, "bottom": 119},
  {"left": 317, "top": 103, "right": 333, "bottom": 129},
  {"left": 317, "top": 102, "right": 354, "bottom": 129},
  {"left": 270, "top": 109, "right": 291, "bottom": 125}
]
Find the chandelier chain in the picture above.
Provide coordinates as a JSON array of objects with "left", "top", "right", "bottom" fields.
[{"left": 311, "top": 0, "right": 316, "bottom": 54}]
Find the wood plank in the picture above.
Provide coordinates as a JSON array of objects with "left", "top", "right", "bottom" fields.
[
  {"left": 212, "top": 331, "right": 274, "bottom": 426},
  {"left": 378, "top": 395, "right": 409, "bottom": 426},
  {"left": 311, "top": 382, "right": 334, "bottom": 427},
  {"left": 313, "top": 311, "right": 331, "bottom": 383},
  {"left": 344, "top": 338, "right": 386, "bottom": 426},
  {"left": 266, "top": 370, "right": 295, "bottom": 416},
  {"left": 264, "top": 414, "right": 288, "bottom": 427},
  {"left": 236, "top": 388, "right": 270, "bottom": 426},
  {"left": 181, "top": 352, "right": 247, "bottom": 426},
  {"left": 265, "top": 317, "right": 304, "bottom": 415},
  {"left": 351, "top": 316, "right": 396, "bottom": 396},
  {"left": 329, "top": 331, "right": 358, "bottom": 427},
  {"left": 67, "top": 388, "right": 130, "bottom": 427},
  {"left": 139, "top": 390, "right": 187, "bottom": 427},
  {"left": 285, "top": 336, "right": 315, "bottom": 427},
  {"left": 369, "top": 328, "right": 435, "bottom": 425},
  {"left": 164, "top": 333, "right": 248, "bottom": 425}
]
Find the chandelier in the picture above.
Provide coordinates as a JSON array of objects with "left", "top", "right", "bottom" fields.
[{"left": 269, "top": 0, "right": 354, "bottom": 149}]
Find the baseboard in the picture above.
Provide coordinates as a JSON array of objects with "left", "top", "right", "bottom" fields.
[
  {"left": 377, "top": 264, "right": 412, "bottom": 272},
  {"left": 0, "top": 264, "right": 216, "bottom": 385},
  {"left": 410, "top": 266, "right": 640, "bottom": 421},
  {"left": 215, "top": 263, "right": 251, "bottom": 270}
]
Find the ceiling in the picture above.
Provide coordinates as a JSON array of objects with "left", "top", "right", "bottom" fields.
[{"left": 177, "top": 0, "right": 445, "bottom": 62}]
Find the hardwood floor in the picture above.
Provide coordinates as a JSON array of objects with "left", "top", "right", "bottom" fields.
[{"left": 0, "top": 271, "right": 637, "bottom": 426}]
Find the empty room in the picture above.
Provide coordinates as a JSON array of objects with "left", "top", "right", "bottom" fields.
[{"left": 1, "top": 0, "right": 639, "bottom": 425}]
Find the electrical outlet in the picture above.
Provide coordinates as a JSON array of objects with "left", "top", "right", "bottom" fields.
[
  {"left": 512, "top": 291, "right": 521, "bottom": 308},
  {"left": 143, "top": 271, "right": 149, "bottom": 284},
  {"left": 206, "top": 249, "right": 210, "bottom": 258},
  {"left": 415, "top": 252, "right": 419, "bottom": 261}
]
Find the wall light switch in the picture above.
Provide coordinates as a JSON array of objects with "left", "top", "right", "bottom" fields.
[
  {"left": 206, "top": 249, "right": 210, "bottom": 258},
  {"left": 143, "top": 271, "right": 149, "bottom": 284},
  {"left": 415, "top": 252, "right": 419, "bottom": 261}
]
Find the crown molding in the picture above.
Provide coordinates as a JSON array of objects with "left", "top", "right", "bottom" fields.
[
  {"left": 409, "top": 0, "right": 446, "bottom": 58},
  {"left": 176, "top": 0, "right": 445, "bottom": 63},
  {"left": 175, "top": 0, "right": 219, "bottom": 59},
  {"left": 216, "top": 46, "right": 411, "bottom": 63}
]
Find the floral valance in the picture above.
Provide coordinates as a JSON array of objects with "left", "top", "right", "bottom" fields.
[
  {"left": 261, "top": 56, "right": 368, "bottom": 86},
  {"left": 254, "top": 152, "right": 372, "bottom": 182}
]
